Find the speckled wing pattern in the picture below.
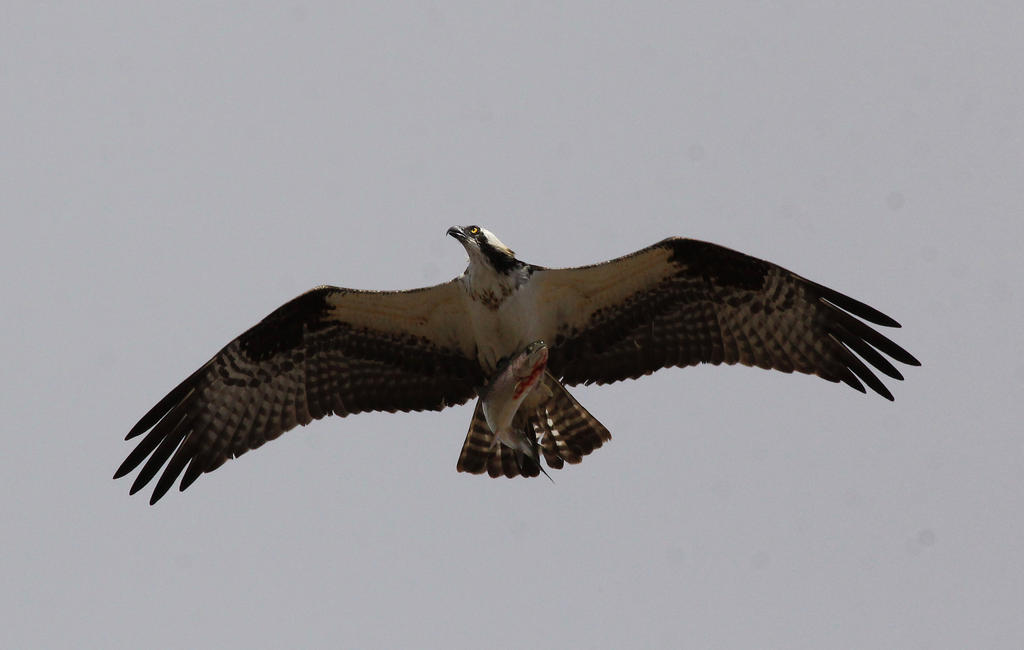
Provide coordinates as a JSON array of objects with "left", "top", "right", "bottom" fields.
[
  {"left": 115, "top": 283, "right": 483, "bottom": 504},
  {"left": 536, "top": 238, "right": 919, "bottom": 397},
  {"left": 456, "top": 372, "right": 611, "bottom": 478}
]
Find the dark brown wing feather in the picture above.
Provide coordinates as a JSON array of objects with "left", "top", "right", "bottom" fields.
[
  {"left": 538, "top": 238, "right": 919, "bottom": 397},
  {"left": 116, "top": 284, "right": 483, "bottom": 504}
]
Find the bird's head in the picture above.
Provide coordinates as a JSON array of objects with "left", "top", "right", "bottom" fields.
[{"left": 447, "top": 225, "right": 522, "bottom": 275}]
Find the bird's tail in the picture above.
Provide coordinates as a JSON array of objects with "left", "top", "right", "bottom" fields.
[{"left": 456, "top": 372, "right": 611, "bottom": 478}]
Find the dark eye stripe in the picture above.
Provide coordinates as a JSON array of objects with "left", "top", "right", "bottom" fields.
[{"left": 479, "top": 240, "right": 523, "bottom": 274}]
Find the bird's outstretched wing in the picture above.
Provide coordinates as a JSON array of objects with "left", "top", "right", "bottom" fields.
[
  {"left": 115, "top": 283, "right": 482, "bottom": 504},
  {"left": 533, "top": 238, "right": 920, "bottom": 397}
]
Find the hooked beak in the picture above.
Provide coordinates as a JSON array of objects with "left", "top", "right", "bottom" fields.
[{"left": 446, "top": 226, "right": 468, "bottom": 242}]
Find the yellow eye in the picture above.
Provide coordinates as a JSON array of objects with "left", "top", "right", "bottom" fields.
[{"left": 468, "top": 226, "right": 479, "bottom": 234}]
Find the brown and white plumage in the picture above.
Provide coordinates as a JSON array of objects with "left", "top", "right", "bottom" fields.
[
  {"left": 456, "top": 342, "right": 611, "bottom": 479},
  {"left": 115, "top": 285, "right": 484, "bottom": 504},
  {"left": 535, "top": 238, "right": 918, "bottom": 396},
  {"left": 116, "top": 226, "right": 918, "bottom": 503}
]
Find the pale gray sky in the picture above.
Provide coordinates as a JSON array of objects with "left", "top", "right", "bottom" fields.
[{"left": 3, "top": 3, "right": 1023, "bottom": 648}]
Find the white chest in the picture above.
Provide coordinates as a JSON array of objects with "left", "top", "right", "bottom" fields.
[{"left": 461, "top": 279, "right": 544, "bottom": 371}]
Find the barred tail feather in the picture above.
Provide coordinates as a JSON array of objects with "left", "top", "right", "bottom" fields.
[
  {"left": 456, "top": 401, "right": 494, "bottom": 475},
  {"left": 455, "top": 401, "right": 543, "bottom": 478},
  {"left": 455, "top": 373, "right": 610, "bottom": 478},
  {"left": 488, "top": 441, "right": 543, "bottom": 479},
  {"left": 530, "top": 374, "right": 611, "bottom": 470}
]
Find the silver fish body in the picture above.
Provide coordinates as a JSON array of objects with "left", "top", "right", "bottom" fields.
[{"left": 480, "top": 340, "right": 548, "bottom": 453}]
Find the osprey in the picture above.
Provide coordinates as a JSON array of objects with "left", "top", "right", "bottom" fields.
[{"left": 116, "top": 225, "right": 919, "bottom": 503}]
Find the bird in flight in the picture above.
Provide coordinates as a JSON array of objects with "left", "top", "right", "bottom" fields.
[{"left": 115, "top": 225, "right": 919, "bottom": 503}]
